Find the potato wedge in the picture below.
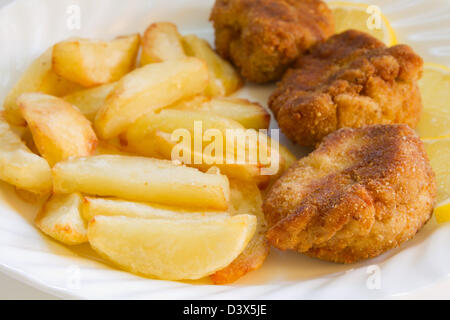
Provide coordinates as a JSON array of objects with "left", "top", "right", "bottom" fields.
[
  {"left": 153, "top": 131, "right": 262, "bottom": 181},
  {"left": 211, "top": 179, "right": 269, "bottom": 284},
  {"left": 3, "top": 47, "right": 82, "bottom": 126},
  {"left": 53, "top": 155, "right": 230, "bottom": 210},
  {"left": 279, "top": 143, "right": 297, "bottom": 170},
  {"left": 52, "top": 34, "right": 140, "bottom": 87},
  {"left": 82, "top": 197, "right": 229, "bottom": 222},
  {"left": 169, "top": 96, "right": 271, "bottom": 130},
  {"left": 124, "top": 109, "right": 245, "bottom": 157},
  {"left": 262, "top": 143, "right": 297, "bottom": 192},
  {"left": 183, "top": 35, "right": 243, "bottom": 97},
  {"left": 141, "top": 22, "right": 186, "bottom": 65},
  {"left": 182, "top": 35, "right": 242, "bottom": 97},
  {"left": 15, "top": 187, "right": 50, "bottom": 204},
  {"left": 88, "top": 214, "right": 256, "bottom": 280},
  {"left": 0, "top": 117, "right": 52, "bottom": 193},
  {"left": 94, "top": 57, "right": 209, "bottom": 139},
  {"left": 35, "top": 193, "right": 87, "bottom": 245},
  {"left": 94, "top": 140, "right": 134, "bottom": 156},
  {"left": 18, "top": 93, "right": 98, "bottom": 166},
  {"left": 63, "top": 82, "right": 117, "bottom": 121}
]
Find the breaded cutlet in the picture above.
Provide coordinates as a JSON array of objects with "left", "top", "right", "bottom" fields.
[
  {"left": 263, "top": 124, "right": 436, "bottom": 264},
  {"left": 269, "top": 30, "right": 424, "bottom": 146},
  {"left": 210, "top": 0, "right": 334, "bottom": 83}
]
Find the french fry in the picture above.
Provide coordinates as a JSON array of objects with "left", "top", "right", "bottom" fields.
[
  {"left": 63, "top": 82, "right": 117, "bottom": 121},
  {"left": 153, "top": 131, "right": 262, "bottom": 181},
  {"left": 123, "top": 109, "right": 245, "bottom": 157},
  {"left": 88, "top": 214, "right": 256, "bottom": 280},
  {"left": 211, "top": 179, "right": 270, "bottom": 284},
  {"left": 3, "top": 47, "right": 82, "bottom": 126},
  {"left": 15, "top": 187, "right": 50, "bottom": 204},
  {"left": 94, "top": 57, "right": 209, "bottom": 139},
  {"left": 124, "top": 109, "right": 278, "bottom": 186},
  {"left": 52, "top": 155, "right": 230, "bottom": 210},
  {"left": 18, "top": 93, "right": 98, "bottom": 166},
  {"left": 182, "top": 34, "right": 243, "bottom": 97},
  {"left": 262, "top": 143, "right": 297, "bottom": 192},
  {"left": 0, "top": 117, "right": 52, "bottom": 193},
  {"left": 169, "top": 96, "right": 271, "bottom": 130},
  {"left": 94, "top": 140, "right": 135, "bottom": 156},
  {"left": 82, "top": 197, "right": 229, "bottom": 222},
  {"left": 35, "top": 193, "right": 87, "bottom": 245},
  {"left": 141, "top": 22, "right": 186, "bottom": 65},
  {"left": 52, "top": 34, "right": 140, "bottom": 87}
]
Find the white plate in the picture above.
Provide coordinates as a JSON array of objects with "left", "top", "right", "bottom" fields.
[{"left": 0, "top": 0, "right": 449, "bottom": 300}]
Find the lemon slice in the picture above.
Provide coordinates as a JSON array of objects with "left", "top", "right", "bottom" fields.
[
  {"left": 423, "top": 138, "right": 450, "bottom": 223},
  {"left": 417, "top": 63, "right": 450, "bottom": 139},
  {"left": 435, "top": 201, "right": 450, "bottom": 224},
  {"left": 328, "top": 1, "right": 397, "bottom": 46}
]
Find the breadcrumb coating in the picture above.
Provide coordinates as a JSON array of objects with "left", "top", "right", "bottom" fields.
[
  {"left": 210, "top": 0, "right": 334, "bottom": 83},
  {"left": 263, "top": 124, "right": 436, "bottom": 263},
  {"left": 269, "top": 30, "right": 424, "bottom": 146}
]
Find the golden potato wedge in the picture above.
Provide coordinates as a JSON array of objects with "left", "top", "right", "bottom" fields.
[
  {"left": 211, "top": 179, "right": 269, "bottom": 284},
  {"left": 124, "top": 109, "right": 245, "bottom": 157},
  {"left": 94, "top": 57, "right": 209, "bottom": 139},
  {"left": 94, "top": 140, "right": 135, "bottom": 156},
  {"left": 262, "top": 143, "right": 297, "bottom": 193},
  {"left": 182, "top": 35, "right": 242, "bottom": 97},
  {"left": 169, "top": 96, "right": 271, "bottom": 130},
  {"left": 20, "top": 127, "right": 39, "bottom": 154},
  {"left": 88, "top": 214, "right": 256, "bottom": 280},
  {"left": 63, "top": 82, "right": 117, "bottom": 121},
  {"left": 3, "top": 47, "right": 82, "bottom": 126},
  {"left": 82, "top": 197, "right": 229, "bottom": 222},
  {"left": 52, "top": 155, "right": 230, "bottom": 210},
  {"left": 0, "top": 117, "right": 52, "bottom": 193},
  {"left": 35, "top": 193, "right": 87, "bottom": 245},
  {"left": 279, "top": 143, "right": 297, "bottom": 170},
  {"left": 17, "top": 93, "right": 98, "bottom": 166},
  {"left": 52, "top": 34, "right": 140, "bottom": 87},
  {"left": 15, "top": 187, "right": 50, "bottom": 204},
  {"left": 141, "top": 22, "right": 186, "bottom": 65},
  {"left": 153, "top": 131, "right": 262, "bottom": 181}
]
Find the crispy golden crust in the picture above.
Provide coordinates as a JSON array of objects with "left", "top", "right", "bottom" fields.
[
  {"left": 210, "top": 0, "right": 334, "bottom": 83},
  {"left": 263, "top": 124, "right": 436, "bottom": 263},
  {"left": 269, "top": 30, "right": 424, "bottom": 146}
]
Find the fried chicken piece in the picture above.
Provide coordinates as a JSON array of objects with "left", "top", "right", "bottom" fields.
[
  {"left": 269, "top": 30, "right": 424, "bottom": 146},
  {"left": 210, "top": 0, "right": 334, "bottom": 83},
  {"left": 263, "top": 124, "right": 436, "bottom": 264}
]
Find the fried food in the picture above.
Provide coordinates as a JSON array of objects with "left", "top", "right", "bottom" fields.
[
  {"left": 52, "top": 34, "right": 140, "bottom": 87},
  {"left": 0, "top": 116, "right": 52, "bottom": 194},
  {"left": 18, "top": 93, "right": 98, "bottom": 166},
  {"left": 269, "top": 30, "right": 424, "bottom": 146},
  {"left": 88, "top": 214, "right": 256, "bottom": 280},
  {"left": 35, "top": 193, "right": 87, "bottom": 246},
  {"left": 210, "top": 0, "right": 334, "bottom": 83},
  {"left": 263, "top": 124, "right": 436, "bottom": 263},
  {"left": 52, "top": 155, "right": 230, "bottom": 211}
]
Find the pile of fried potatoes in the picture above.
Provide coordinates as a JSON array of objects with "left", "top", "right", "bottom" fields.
[{"left": 1, "top": 22, "right": 296, "bottom": 284}]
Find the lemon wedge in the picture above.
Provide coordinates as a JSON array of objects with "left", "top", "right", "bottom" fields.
[
  {"left": 435, "top": 201, "right": 450, "bottom": 224},
  {"left": 417, "top": 63, "right": 450, "bottom": 139},
  {"left": 423, "top": 138, "right": 450, "bottom": 223},
  {"left": 328, "top": 1, "right": 397, "bottom": 46}
]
